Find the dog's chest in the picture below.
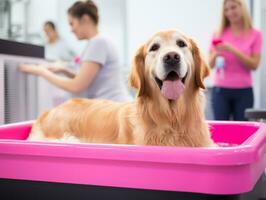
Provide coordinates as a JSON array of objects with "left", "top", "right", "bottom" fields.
[{"left": 144, "top": 127, "right": 183, "bottom": 146}]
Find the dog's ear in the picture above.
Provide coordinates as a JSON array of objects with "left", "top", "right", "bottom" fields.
[
  {"left": 129, "top": 45, "right": 146, "bottom": 97},
  {"left": 189, "top": 38, "right": 210, "bottom": 89}
]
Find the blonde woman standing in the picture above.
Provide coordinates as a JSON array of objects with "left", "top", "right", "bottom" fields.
[{"left": 209, "top": 0, "right": 263, "bottom": 121}]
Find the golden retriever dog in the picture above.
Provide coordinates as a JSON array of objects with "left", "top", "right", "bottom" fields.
[{"left": 28, "top": 29, "right": 215, "bottom": 147}]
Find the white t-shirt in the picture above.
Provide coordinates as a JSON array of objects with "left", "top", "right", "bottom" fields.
[
  {"left": 79, "top": 35, "right": 132, "bottom": 102},
  {"left": 45, "top": 39, "right": 74, "bottom": 61}
]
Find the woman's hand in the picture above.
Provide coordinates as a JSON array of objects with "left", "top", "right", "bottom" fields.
[
  {"left": 208, "top": 50, "right": 220, "bottom": 69},
  {"left": 47, "top": 61, "right": 68, "bottom": 73},
  {"left": 47, "top": 64, "right": 64, "bottom": 73},
  {"left": 215, "top": 42, "right": 235, "bottom": 53},
  {"left": 18, "top": 64, "right": 47, "bottom": 76}
]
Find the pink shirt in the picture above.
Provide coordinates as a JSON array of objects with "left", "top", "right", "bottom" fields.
[{"left": 210, "top": 28, "right": 262, "bottom": 88}]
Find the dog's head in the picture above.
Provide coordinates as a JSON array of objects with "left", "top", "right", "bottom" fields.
[{"left": 129, "top": 29, "right": 210, "bottom": 101}]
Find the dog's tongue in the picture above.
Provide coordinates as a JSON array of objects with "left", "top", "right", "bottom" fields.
[{"left": 161, "top": 80, "right": 185, "bottom": 100}]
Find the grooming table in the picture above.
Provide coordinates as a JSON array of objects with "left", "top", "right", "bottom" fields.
[{"left": 0, "top": 121, "right": 266, "bottom": 200}]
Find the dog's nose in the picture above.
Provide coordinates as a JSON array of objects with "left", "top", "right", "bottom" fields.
[{"left": 163, "top": 52, "right": 180, "bottom": 66}]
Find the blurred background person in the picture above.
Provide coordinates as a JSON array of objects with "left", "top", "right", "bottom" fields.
[
  {"left": 42, "top": 21, "right": 76, "bottom": 107},
  {"left": 43, "top": 21, "right": 75, "bottom": 62},
  {"left": 19, "top": 0, "right": 132, "bottom": 102},
  {"left": 209, "top": 0, "right": 263, "bottom": 121}
]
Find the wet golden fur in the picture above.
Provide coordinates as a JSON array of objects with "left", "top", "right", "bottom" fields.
[{"left": 28, "top": 29, "right": 214, "bottom": 147}]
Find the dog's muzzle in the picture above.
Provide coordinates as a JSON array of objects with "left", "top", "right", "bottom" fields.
[
  {"left": 162, "top": 52, "right": 183, "bottom": 78},
  {"left": 154, "top": 52, "right": 187, "bottom": 101}
]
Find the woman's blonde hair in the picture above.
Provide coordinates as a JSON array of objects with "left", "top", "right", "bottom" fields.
[{"left": 218, "top": 0, "right": 252, "bottom": 36}]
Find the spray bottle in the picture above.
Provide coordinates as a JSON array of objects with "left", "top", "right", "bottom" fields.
[{"left": 212, "top": 39, "right": 225, "bottom": 79}]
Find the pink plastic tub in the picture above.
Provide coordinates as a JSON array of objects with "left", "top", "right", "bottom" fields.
[{"left": 0, "top": 121, "right": 265, "bottom": 195}]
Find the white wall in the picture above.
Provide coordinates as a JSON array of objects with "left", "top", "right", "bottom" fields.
[
  {"left": 260, "top": 1, "right": 266, "bottom": 108},
  {"left": 253, "top": 0, "right": 266, "bottom": 108},
  {"left": 252, "top": 0, "right": 262, "bottom": 108}
]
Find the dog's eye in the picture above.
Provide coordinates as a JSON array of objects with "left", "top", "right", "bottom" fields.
[
  {"left": 176, "top": 40, "right": 187, "bottom": 48},
  {"left": 149, "top": 43, "right": 160, "bottom": 52}
]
